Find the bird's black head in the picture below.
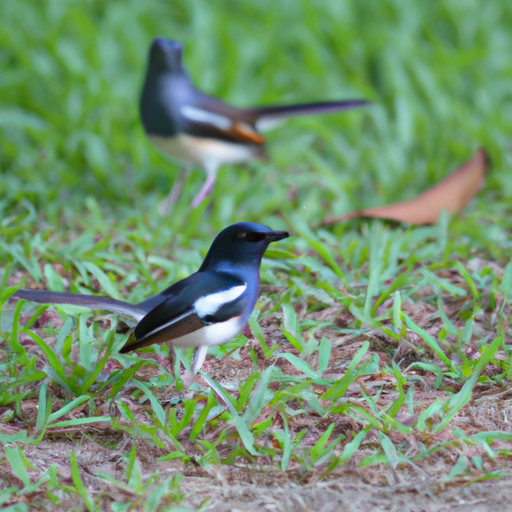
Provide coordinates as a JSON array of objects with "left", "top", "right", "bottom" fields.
[
  {"left": 148, "top": 38, "right": 185, "bottom": 74},
  {"left": 199, "top": 222, "right": 289, "bottom": 272}
]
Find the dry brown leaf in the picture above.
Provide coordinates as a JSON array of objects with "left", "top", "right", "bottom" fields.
[{"left": 322, "top": 148, "right": 488, "bottom": 225}]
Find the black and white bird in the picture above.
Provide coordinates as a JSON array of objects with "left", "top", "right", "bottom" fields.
[
  {"left": 140, "top": 38, "right": 370, "bottom": 210},
  {"left": 12, "top": 223, "right": 289, "bottom": 373}
]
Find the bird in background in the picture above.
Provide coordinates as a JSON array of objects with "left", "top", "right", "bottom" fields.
[
  {"left": 12, "top": 223, "right": 289, "bottom": 373},
  {"left": 140, "top": 38, "right": 371, "bottom": 212}
]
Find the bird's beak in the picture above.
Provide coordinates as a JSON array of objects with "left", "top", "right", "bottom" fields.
[{"left": 266, "top": 230, "right": 289, "bottom": 242}]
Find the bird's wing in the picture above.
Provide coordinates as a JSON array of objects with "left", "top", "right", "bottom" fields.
[
  {"left": 11, "top": 289, "right": 148, "bottom": 321},
  {"left": 242, "top": 99, "right": 371, "bottom": 132},
  {"left": 120, "top": 272, "right": 247, "bottom": 353},
  {"left": 179, "top": 102, "right": 265, "bottom": 146}
]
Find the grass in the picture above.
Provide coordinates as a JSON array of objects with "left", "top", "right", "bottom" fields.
[{"left": 1, "top": 0, "right": 512, "bottom": 510}]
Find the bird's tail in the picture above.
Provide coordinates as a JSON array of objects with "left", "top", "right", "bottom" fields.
[
  {"left": 247, "top": 99, "right": 371, "bottom": 131},
  {"left": 12, "top": 289, "right": 148, "bottom": 321}
]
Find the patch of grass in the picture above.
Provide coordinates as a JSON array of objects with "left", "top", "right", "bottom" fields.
[{"left": 1, "top": 0, "right": 512, "bottom": 510}]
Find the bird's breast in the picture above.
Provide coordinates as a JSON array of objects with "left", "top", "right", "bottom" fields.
[
  {"left": 149, "top": 134, "right": 260, "bottom": 169},
  {"left": 170, "top": 315, "right": 244, "bottom": 347}
]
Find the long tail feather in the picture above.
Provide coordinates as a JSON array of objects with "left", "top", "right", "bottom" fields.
[
  {"left": 248, "top": 99, "right": 371, "bottom": 131},
  {"left": 12, "top": 289, "right": 148, "bottom": 321}
]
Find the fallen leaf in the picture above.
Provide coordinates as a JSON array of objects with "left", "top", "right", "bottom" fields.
[{"left": 322, "top": 148, "right": 488, "bottom": 225}]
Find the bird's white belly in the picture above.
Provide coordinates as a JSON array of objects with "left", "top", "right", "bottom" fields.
[
  {"left": 150, "top": 134, "right": 256, "bottom": 168},
  {"left": 170, "top": 315, "right": 244, "bottom": 348}
]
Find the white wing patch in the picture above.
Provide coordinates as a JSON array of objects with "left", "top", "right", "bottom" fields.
[
  {"left": 142, "top": 310, "right": 193, "bottom": 340},
  {"left": 255, "top": 116, "right": 285, "bottom": 132},
  {"left": 181, "top": 105, "right": 232, "bottom": 130},
  {"left": 194, "top": 284, "right": 247, "bottom": 317}
]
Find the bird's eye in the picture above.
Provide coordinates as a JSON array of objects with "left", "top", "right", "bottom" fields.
[{"left": 237, "top": 232, "right": 266, "bottom": 242}]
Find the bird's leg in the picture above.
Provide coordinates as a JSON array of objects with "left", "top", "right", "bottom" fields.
[
  {"left": 191, "top": 161, "right": 219, "bottom": 208},
  {"left": 175, "top": 347, "right": 207, "bottom": 390},
  {"left": 191, "top": 175, "right": 216, "bottom": 208},
  {"left": 192, "top": 346, "right": 208, "bottom": 374},
  {"left": 166, "top": 340, "right": 179, "bottom": 382},
  {"left": 159, "top": 165, "right": 190, "bottom": 216}
]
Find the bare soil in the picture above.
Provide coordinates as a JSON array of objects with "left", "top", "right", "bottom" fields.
[{"left": 2, "top": 266, "right": 512, "bottom": 511}]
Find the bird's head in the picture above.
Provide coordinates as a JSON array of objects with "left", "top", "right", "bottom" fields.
[
  {"left": 148, "top": 38, "right": 184, "bottom": 74},
  {"left": 199, "top": 223, "right": 289, "bottom": 272}
]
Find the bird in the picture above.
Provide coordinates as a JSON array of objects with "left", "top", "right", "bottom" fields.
[
  {"left": 12, "top": 223, "right": 289, "bottom": 373},
  {"left": 140, "top": 38, "right": 371, "bottom": 211}
]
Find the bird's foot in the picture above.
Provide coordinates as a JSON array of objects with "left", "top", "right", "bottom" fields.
[
  {"left": 191, "top": 176, "right": 216, "bottom": 208},
  {"left": 159, "top": 167, "right": 190, "bottom": 216}
]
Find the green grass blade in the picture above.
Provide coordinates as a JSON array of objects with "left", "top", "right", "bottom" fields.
[
  {"left": 434, "top": 335, "right": 503, "bottom": 433},
  {"left": 322, "top": 342, "right": 377, "bottom": 400},
  {"left": 47, "top": 395, "right": 91, "bottom": 423},
  {"left": 242, "top": 365, "right": 275, "bottom": 425},
  {"left": 5, "top": 447, "right": 30, "bottom": 487},
  {"left": 133, "top": 379, "right": 166, "bottom": 426},
  {"left": 403, "top": 314, "right": 459, "bottom": 375},
  {"left": 20, "top": 328, "right": 71, "bottom": 393},
  {"left": 47, "top": 416, "right": 111, "bottom": 429},
  {"left": 70, "top": 451, "right": 95, "bottom": 511},
  {"left": 378, "top": 431, "right": 399, "bottom": 469},
  {"left": 200, "top": 371, "right": 258, "bottom": 456}
]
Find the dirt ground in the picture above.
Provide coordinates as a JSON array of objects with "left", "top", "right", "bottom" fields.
[
  {"left": 2, "top": 268, "right": 512, "bottom": 511},
  {"left": 9, "top": 434, "right": 512, "bottom": 511},
  {"left": 185, "top": 472, "right": 512, "bottom": 512}
]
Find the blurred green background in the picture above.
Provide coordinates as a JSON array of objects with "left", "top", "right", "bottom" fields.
[
  {"left": 1, "top": 0, "right": 511, "bottom": 243},
  {"left": 2, "top": 2, "right": 512, "bottom": 505}
]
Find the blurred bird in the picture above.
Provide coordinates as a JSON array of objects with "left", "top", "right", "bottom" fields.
[
  {"left": 13, "top": 223, "right": 289, "bottom": 373},
  {"left": 140, "top": 38, "right": 370, "bottom": 211}
]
